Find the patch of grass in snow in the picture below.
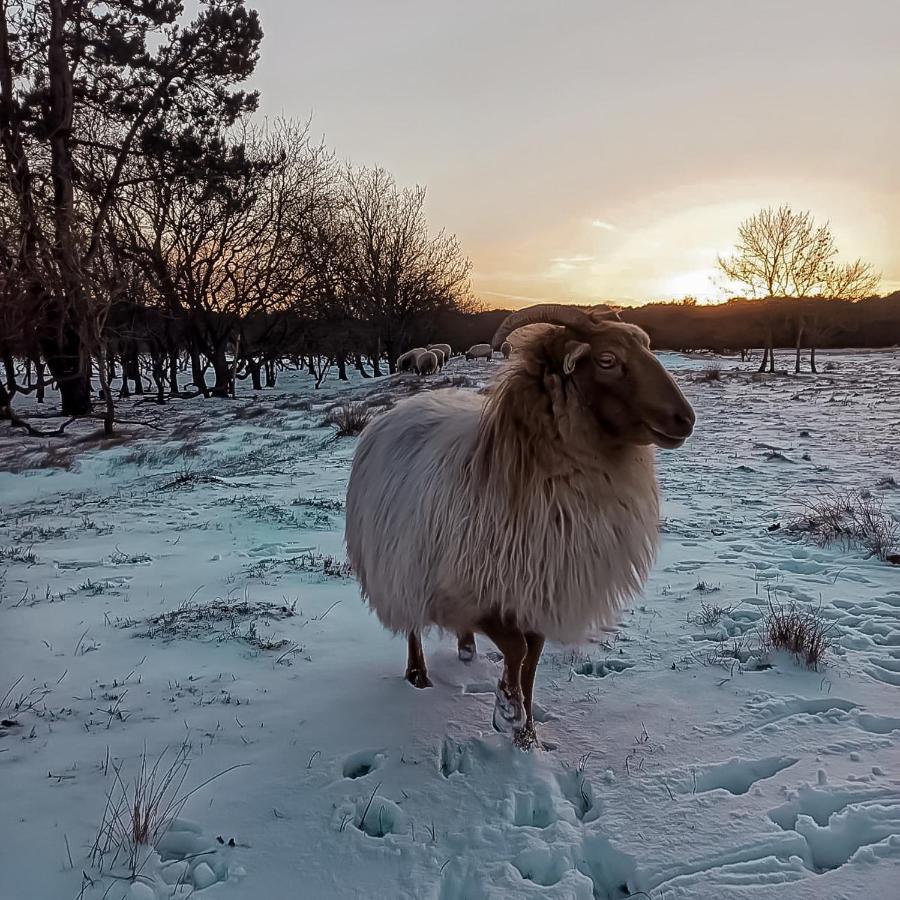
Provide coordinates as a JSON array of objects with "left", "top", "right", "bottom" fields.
[
  {"left": 762, "top": 601, "right": 834, "bottom": 670},
  {"left": 244, "top": 550, "right": 352, "bottom": 581},
  {"left": 91, "top": 739, "right": 246, "bottom": 880},
  {"left": 785, "top": 489, "right": 899, "bottom": 562},
  {"left": 0, "top": 544, "right": 37, "bottom": 564},
  {"left": 320, "top": 402, "right": 371, "bottom": 437},
  {"left": 135, "top": 595, "right": 298, "bottom": 651},
  {"left": 686, "top": 598, "right": 733, "bottom": 627}
]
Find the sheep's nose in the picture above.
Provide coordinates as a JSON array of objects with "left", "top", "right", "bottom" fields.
[{"left": 669, "top": 407, "right": 695, "bottom": 437}]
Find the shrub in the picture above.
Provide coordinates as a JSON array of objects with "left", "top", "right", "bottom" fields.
[
  {"left": 785, "top": 489, "right": 899, "bottom": 562},
  {"left": 762, "top": 601, "right": 832, "bottom": 669},
  {"left": 321, "top": 402, "right": 371, "bottom": 437}
]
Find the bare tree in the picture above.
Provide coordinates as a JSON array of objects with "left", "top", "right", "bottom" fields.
[{"left": 718, "top": 205, "right": 881, "bottom": 372}]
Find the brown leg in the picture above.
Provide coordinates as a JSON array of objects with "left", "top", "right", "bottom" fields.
[
  {"left": 516, "top": 632, "right": 545, "bottom": 749},
  {"left": 477, "top": 612, "right": 527, "bottom": 733},
  {"left": 457, "top": 630, "right": 476, "bottom": 662},
  {"left": 405, "top": 631, "right": 432, "bottom": 688}
]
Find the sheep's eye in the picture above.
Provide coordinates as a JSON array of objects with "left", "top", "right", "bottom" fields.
[{"left": 596, "top": 352, "right": 618, "bottom": 368}]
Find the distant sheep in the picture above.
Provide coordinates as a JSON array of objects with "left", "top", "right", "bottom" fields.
[
  {"left": 346, "top": 303, "right": 695, "bottom": 748},
  {"left": 397, "top": 348, "right": 427, "bottom": 373},
  {"left": 500, "top": 341, "right": 512, "bottom": 359},
  {"left": 465, "top": 343, "right": 493, "bottom": 361},
  {"left": 414, "top": 350, "right": 438, "bottom": 376},
  {"left": 428, "top": 343, "right": 452, "bottom": 362}
]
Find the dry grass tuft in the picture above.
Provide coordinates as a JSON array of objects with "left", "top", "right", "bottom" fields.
[
  {"left": 762, "top": 601, "right": 833, "bottom": 669},
  {"left": 697, "top": 364, "right": 723, "bottom": 382},
  {"left": 91, "top": 741, "right": 247, "bottom": 878},
  {"left": 785, "top": 489, "right": 899, "bottom": 561},
  {"left": 321, "top": 402, "right": 371, "bottom": 437},
  {"left": 135, "top": 595, "right": 297, "bottom": 649}
]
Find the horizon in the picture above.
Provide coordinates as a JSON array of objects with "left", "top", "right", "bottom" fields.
[{"left": 248, "top": 0, "right": 900, "bottom": 308}]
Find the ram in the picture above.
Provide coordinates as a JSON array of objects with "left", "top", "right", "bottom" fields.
[{"left": 345, "top": 304, "right": 695, "bottom": 747}]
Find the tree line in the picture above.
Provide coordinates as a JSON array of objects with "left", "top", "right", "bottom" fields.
[{"left": 0, "top": 0, "right": 474, "bottom": 429}]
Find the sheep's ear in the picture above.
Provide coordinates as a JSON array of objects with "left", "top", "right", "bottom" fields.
[{"left": 562, "top": 341, "right": 592, "bottom": 375}]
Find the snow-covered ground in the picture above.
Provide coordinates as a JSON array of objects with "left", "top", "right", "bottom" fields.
[{"left": 1, "top": 350, "right": 899, "bottom": 900}]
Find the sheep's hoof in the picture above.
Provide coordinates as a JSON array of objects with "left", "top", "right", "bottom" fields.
[
  {"left": 513, "top": 723, "right": 540, "bottom": 751},
  {"left": 492, "top": 683, "right": 526, "bottom": 733},
  {"left": 405, "top": 668, "right": 432, "bottom": 689}
]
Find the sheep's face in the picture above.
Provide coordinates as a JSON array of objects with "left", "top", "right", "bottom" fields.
[{"left": 563, "top": 323, "right": 695, "bottom": 449}]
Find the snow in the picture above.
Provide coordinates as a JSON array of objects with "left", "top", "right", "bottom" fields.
[{"left": 1, "top": 349, "right": 899, "bottom": 899}]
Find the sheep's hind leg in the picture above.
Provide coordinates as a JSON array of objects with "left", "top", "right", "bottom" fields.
[
  {"left": 515, "top": 632, "right": 546, "bottom": 750},
  {"left": 405, "top": 631, "right": 432, "bottom": 688},
  {"left": 457, "top": 630, "right": 476, "bottom": 662},
  {"left": 477, "top": 614, "right": 527, "bottom": 734}
]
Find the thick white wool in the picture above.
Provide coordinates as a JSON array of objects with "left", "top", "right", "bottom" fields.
[{"left": 345, "top": 386, "right": 660, "bottom": 644}]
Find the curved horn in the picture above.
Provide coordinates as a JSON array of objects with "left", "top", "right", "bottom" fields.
[
  {"left": 491, "top": 303, "right": 594, "bottom": 349},
  {"left": 587, "top": 304, "right": 622, "bottom": 322}
]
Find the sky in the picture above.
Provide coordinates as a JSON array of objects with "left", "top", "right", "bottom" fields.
[{"left": 247, "top": 1, "right": 900, "bottom": 307}]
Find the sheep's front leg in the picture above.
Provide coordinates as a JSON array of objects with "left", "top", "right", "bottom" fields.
[
  {"left": 515, "top": 632, "right": 546, "bottom": 749},
  {"left": 405, "top": 631, "right": 432, "bottom": 688},
  {"left": 478, "top": 614, "right": 527, "bottom": 734}
]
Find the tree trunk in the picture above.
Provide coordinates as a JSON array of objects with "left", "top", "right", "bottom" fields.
[
  {"left": 306, "top": 354, "right": 316, "bottom": 377},
  {"left": 794, "top": 322, "right": 804, "bottom": 374},
  {"left": 168, "top": 354, "right": 179, "bottom": 395},
  {"left": 150, "top": 354, "right": 165, "bottom": 404},
  {"left": 354, "top": 353, "right": 370, "bottom": 378},
  {"left": 264, "top": 359, "right": 276, "bottom": 387},
  {"left": 43, "top": 333, "right": 93, "bottom": 415},
  {"left": 129, "top": 352, "right": 143, "bottom": 395},
  {"left": 189, "top": 344, "right": 208, "bottom": 397},
  {"left": 757, "top": 345, "right": 769, "bottom": 373},
  {"left": 2, "top": 347, "right": 16, "bottom": 396},
  {"left": 0, "top": 378, "right": 10, "bottom": 416},
  {"left": 96, "top": 345, "right": 115, "bottom": 436},
  {"left": 35, "top": 360, "right": 45, "bottom": 403},
  {"left": 370, "top": 347, "right": 382, "bottom": 377},
  {"left": 768, "top": 342, "right": 775, "bottom": 373},
  {"left": 210, "top": 346, "right": 232, "bottom": 398},
  {"left": 810, "top": 345, "right": 817, "bottom": 374},
  {"left": 247, "top": 360, "right": 263, "bottom": 391},
  {"left": 337, "top": 352, "right": 348, "bottom": 381}
]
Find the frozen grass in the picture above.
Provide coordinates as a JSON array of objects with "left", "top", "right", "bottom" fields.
[
  {"left": 786, "top": 489, "right": 900, "bottom": 561},
  {"left": 697, "top": 364, "right": 723, "bottom": 382},
  {"left": 321, "top": 402, "right": 371, "bottom": 437},
  {"left": 134, "top": 595, "right": 297, "bottom": 650},
  {"left": 0, "top": 544, "right": 37, "bottom": 564},
  {"left": 762, "top": 601, "right": 833, "bottom": 669},
  {"left": 91, "top": 740, "right": 247, "bottom": 880}
]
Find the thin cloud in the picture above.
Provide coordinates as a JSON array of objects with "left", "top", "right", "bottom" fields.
[
  {"left": 590, "top": 219, "right": 616, "bottom": 231},
  {"left": 550, "top": 255, "right": 595, "bottom": 265}
]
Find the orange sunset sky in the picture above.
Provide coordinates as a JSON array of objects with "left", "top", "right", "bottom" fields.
[{"left": 248, "top": 1, "right": 900, "bottom": 307}]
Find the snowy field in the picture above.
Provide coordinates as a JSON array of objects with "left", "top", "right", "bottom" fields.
[{"left": 1, "top": 349, "right": 899, "bottom": 900}]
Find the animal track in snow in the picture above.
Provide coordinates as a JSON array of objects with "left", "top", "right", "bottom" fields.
[
  {"left": 341, "top": 749, "right": 384, "bottom": 779},
  {"left": 556, "top": 769, "right": 598, "bottom": 822},
  {"left": 573, "top": 659, "right": 634, "bottom": 678},
  {"left": 680, "top": 756, "right": 798, "bottom": 795},
  {"left": 155, "top": 819, "right": 243, "bottom": 892},
  {"left": 512, "top": 847, "right": 568, "bottom": 886},
  {"left": 510, "top": 783, "right": 558, "bottom": 828}
]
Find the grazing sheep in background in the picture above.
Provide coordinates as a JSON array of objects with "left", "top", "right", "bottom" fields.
[
  {"left": 500, "top": 340, "right": 512, "bottom": 359},
  {"left": 465, "top": 343, "right": 493, "bottom": 361},
  {"left": 414, "top": 350, "right": 439, "bottom": 376},
  {"left": 430, "top": 347, "right": 446, "bottom": 370},
  {"left": 397, "top": 347, "right": 427, "bottom": 373},
  {"left": 428, "top": 343, "right": 452, "bottom": 363},
  {"left": 346, "top": 303, "right": 695, "bottom": 747}
]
